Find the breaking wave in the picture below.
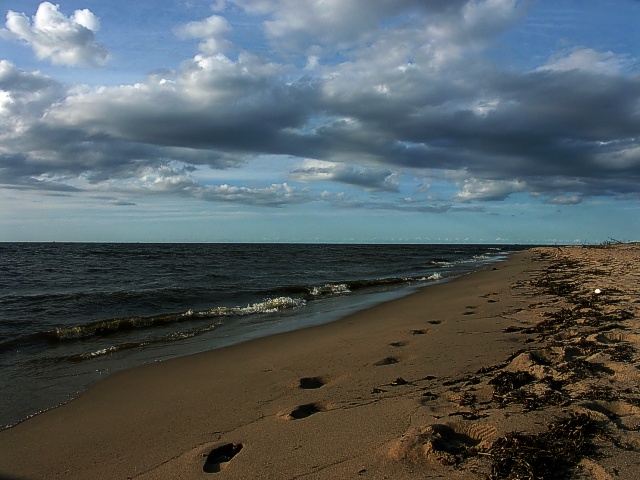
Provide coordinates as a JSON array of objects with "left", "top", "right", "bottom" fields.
[
  {"left": 0, "top": 272, "right": 446, "bottom": 360},
  {"left": 0, "top": 296, "right": 306, "bottom": 354}
]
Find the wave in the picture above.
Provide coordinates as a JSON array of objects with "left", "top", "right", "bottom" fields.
[
  {"left": 327, "top": 273, "right": 443, "bottom": 292},
  {"left": 65, "top": 319, "right": 224, "bottom": 362},
  {"left": 60, "top": 298, "right": 315, "bottom": 363},
  {"left": 0, "top": 296, "right": 306, "bottom": 354},
  {"left": 0, "top": 273, "right": 446, "bottom": 357},
  {"left": 309, "top": 283, "right": 351, "bottom": 296},
  {"left": 66, "top": 342, "right": 147, "bottom": 362},
  {"left": 271, "top": 273, "right": 444, "bottom": 299},
  {"left": 60, "top": 275, "right": 448, "bottom": 363}
]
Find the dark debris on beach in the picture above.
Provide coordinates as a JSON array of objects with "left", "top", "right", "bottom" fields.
[
  {"left": 482, "top": 248, "right": 638, "bottom": 477},
  {"left": 415, "top": 247, "right": 640, "bottom": 478},
  {"left": 488, "top": 414, "right": 601, "bottom": 480}
]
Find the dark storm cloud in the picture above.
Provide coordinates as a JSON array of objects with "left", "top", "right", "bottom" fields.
[{"left": 294, "top": 66, "right": 640, "bottom": 200}]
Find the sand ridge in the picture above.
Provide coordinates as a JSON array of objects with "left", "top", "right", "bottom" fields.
[{"left": 0, "top": 244, "right": 639, "bottom": 479}]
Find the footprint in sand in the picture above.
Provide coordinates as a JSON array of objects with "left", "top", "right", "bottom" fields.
[
  {"left": 420, "top": 391, "right": 438, "bottom": 405},
  {"left": 374, "top": 356, "right": 400, "bottom": 366},
  {"left": 390, "top": 377, "right": 410, "bottom": 386},
  {"left": 203, "top": 443, "right": 243, "bottom": 473},
  {"left": 299, "top": 376, "right": 327, "bottom": 389},
  {"left": 287, "top": 402, "right": 329, "bottom": 420},
  {"left": 387, "top": 422, "right": 497, "bottom": 465},
  {"left": 389, "top": 341, "right": 408, "bottom": 347},
  {"left": 481, "top": 292, "right": 499, "bottom": 303},
  {"left": 463, "top": 306, "right": 477, "bottom": 316},
  {"left": 581, "top": 401, "right": 640, "bottom": 431}
]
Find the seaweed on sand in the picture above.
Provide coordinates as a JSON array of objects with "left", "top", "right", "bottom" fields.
[
  {"left": 521, "top": 308, "right": 575, "bottom": 336},
  {"left": 489, "top": 371, "right": 535, "bottom": 397},
  {"left": 488, "top": 414, "right": 600, "bottom": 480},
  {"left": 609, "top": 343, "right": 635, "bottom": 362},
  {"left": 530, "top": 275, "right": 576, "bottom": 297},
  {"left": 489, "top": 370, "right": 567, "bottom": 410}
]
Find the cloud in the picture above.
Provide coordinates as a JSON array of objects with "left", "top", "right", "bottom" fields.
[
  {"left": 538, "top": 47, "right": 630, "bottom": 75},
  {"left": 545, "top": 195, "right": 582, "bottom": 205},
  {"left": 0, "top": 60, "right": 65, "bottom": 123},
  {"left": 129, "top": 164, "right": 311, "bottom": 206},
  {"left": 231, "top": 0, "right": 527, "bottom": 74},
  {"left": 233, "top": 0, "right": 495, "bottom": 52},
  {"left": 454, "top": 178, "right": 528, "bottom": 202},
  {"left": 197, "top": 182, "right": 310, "bottom": 206},
  {"left": 43, "top": 51, "right": 316, "bottom": 151},
  {"left": 0, "top": 60, "right": 245, "bottom": 191},
  {"left": 174, "top": 15, "right": 232, "bottom": 54},
  {"left": 289, "top": 160, "right": 399, "bottom": 192},
  {"left": 313, "top": 60, "right": 640, "bottom": 199},
  {"left": 321, "top": 190, "right": 481, "bottom": 214},
  {"left": 259, "top": 0, "right": 411, "bottom": 51},
  {"left": 3, "top": 2, "right": 109, "bottom": 66},
  {"left": 537, "top": 47, "right": 631, "bottom": 75}
]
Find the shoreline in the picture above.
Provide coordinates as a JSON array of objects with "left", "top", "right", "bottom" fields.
[
  {"left": 0, "top": 283, "right": 422, "bottom": 433},
  {"left": 0, "top": 243, "right": 517, "bottom": 432},
  {"left": 1, "top": 245, "right": 639, "bottom": 479}
]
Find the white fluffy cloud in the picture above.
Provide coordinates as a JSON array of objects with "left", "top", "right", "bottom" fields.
[
  {"left": 174, "top": 15, "right": 232, "bottom": 54},
  {"left": 3, "top": 2, "right": 109, "bottom": 66}
]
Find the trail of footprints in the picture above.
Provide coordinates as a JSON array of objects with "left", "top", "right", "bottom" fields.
[
  {"left": 203, "top": 277, "right": 640, "bottom": 472},
  {"left": 376, "top": 316, "right": 501, "bottom": 466},
  {"left": 202, "top": 296, "right": 497, "bottom": 472},
  {"left": 281, "top": 320, "right": 441, "bottom": 423},
  {"left": 201, "top": 377, "right": 333, "bottom": 472}
]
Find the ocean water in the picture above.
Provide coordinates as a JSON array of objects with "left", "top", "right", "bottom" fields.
[{"left": 0, "top": 243, "right": 527, "bottom": 429}]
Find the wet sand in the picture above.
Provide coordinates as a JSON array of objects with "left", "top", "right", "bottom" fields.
[{"left": 1, "top": 244, "right": 639, "bottom": 479}]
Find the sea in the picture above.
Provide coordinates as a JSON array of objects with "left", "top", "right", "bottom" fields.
[{"left": 0, "top": 242, "right": 529, "bottom": 430}]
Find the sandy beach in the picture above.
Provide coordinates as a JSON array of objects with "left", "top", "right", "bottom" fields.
[{"left": 1, "top": 244, "right": 639, "bottom": 479}]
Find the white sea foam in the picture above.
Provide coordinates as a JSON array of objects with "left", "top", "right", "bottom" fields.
[
  {"left": 86, "top": 346, "right": 117, "bottom": 358},
  {"left": 202, "top": 296, "right": 306, "bottom": 317},
  {"left": 248, "top": 297, "right": 306, "bottom": 313},
  {"left": 417, "top": 272, "right": 442, "bottom": 281},
  {"left": 309, "top": 283, "right": 350, "bottom": 296},
  {"left": 72, "top": 345, "right": 121, "bottom": 361},
  {"left": 56, "top": 326, "right": 83, "bottom": 340}
]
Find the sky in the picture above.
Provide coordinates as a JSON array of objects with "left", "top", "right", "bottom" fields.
[{"left": 0, "top": 0, "right": 639, "bottom": 244}]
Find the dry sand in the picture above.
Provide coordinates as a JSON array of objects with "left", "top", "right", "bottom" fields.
[{"left": 1, "top": 244, "right": 639, "bottom": 479}]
